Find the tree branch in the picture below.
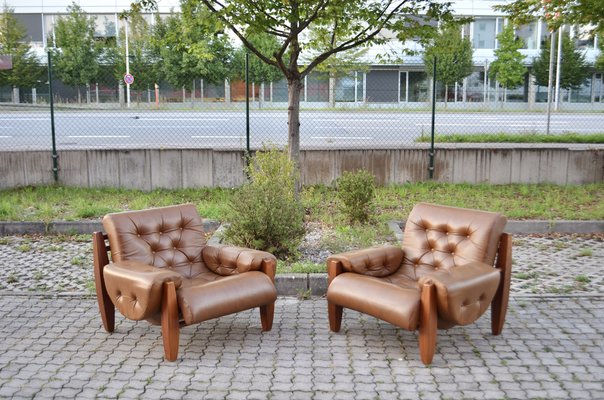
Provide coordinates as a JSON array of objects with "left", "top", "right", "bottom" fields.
[
  {"left": 200, "top": 0, "right": 279, "bottom": 68},
  {"left": 302, "top": 0, "right": 407, "bottom": 77}
]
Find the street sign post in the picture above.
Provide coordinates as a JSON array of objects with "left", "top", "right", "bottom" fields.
[{"left": 124, "top": 73, "right": 134, "bottom": 85}]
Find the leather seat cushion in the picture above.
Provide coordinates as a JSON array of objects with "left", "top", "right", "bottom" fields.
[
  {"left": 327, "top": 272, "right": 420, "bottom": 331},
  {"left": 177, "top": 271, "right": 277, "bottom": 325}
]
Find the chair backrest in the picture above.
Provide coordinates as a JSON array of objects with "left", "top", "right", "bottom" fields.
[
  {"left": 102, "top": 204, "right": 208, "bottom": 279},
  {"left": 400, "top": 203, "right": 507, "bottom": 280}
]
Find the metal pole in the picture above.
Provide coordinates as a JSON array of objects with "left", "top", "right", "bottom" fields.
[
  {"left": 125, "top": 18, "right": 131, "bottom": 108},
  {"left": 245, "top": 52, "right": 250, "bottom": 155},
  {"left": 546, "top": 30, "right": 556, "bottom": 135},
  {"left": 429, "top": 56, "right": 436, "bottom": 180},
  {"left": 554, "top": 26, "right": 563, "bottom": 110},
  {"left": 47, "top": 51, "right": 58, "bottom": 183}
]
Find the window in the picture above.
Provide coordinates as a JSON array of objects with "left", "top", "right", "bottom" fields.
[
  {"left": 516, "top": 22, "right": 538, "bottom": 49},
  {"left": 473, "top": 18, "right": 497, "bottom": 49},
  {"left": 400, "top": 72, "right": 407, "bottom": 102},
  {"left": 573, "top": 25, "right": 595, "bottom": 49},
  {"left": 306, "top": 72, "right": 329, "bottom": 102},
  {"left": 335, "top": 74, "right": 355, "bottom": 102},
  {"left": 408, "top": 72, "right": 428, "bottom": 102}
]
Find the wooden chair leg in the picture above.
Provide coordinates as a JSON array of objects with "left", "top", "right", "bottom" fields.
[
  {"left": 419, "top": 281, "right": 437, "bottom": 365},
  {"left": 161, "top": 281, "right": 179, "bottom": 362},
  {"left": 260, "top": 303, "right": 274, "bottom": 331},
  {"left": 492, "top": 233, "right": 512, "bottom": 336},
  {"left": 328, "top": 301, "right": 343, "bottom": 332},
  {"left": 92, "top": 232, "right": 114, "bottom": 333}
]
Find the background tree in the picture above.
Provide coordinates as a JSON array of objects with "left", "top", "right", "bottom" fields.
[
  {"left": 157, "top": 5, "right": 233, "bottom": 98},
  {"left": 495, "top": 0, "right": 604, "bottom": 34},
  {"left": 595, "top": 34, "right": 604, "bottom": 73},
  {"left": 489, "top": 24, "right": 527, "bottom": 102},
  {"left": 423, "top": 23, "right": 473, "bottom": 106},
  {"left": 134, "top": 0, "right": 456, "bottom": 169},
  {"left": 0, "top": 5, "right": 43, "bottom": 102},
  {"left": 231, "top": 32, "right": 282, "bottom": 95},
  {"left": 52, "top": 2, "right": 101, "bottom": 104},
  {"left": 532, "top": 32, "right": 589, "bottom": 92},
  {"left": 107, "top": 11, "right": 162, "bottom": 102}
]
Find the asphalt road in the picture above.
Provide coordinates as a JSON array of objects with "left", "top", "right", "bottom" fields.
[{"left": 0, "top": 109, "right": 602, "bottom": 150}]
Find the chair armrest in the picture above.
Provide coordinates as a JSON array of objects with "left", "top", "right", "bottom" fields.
[
  {"left": 202, "top": 245, "right": 277, "bottom": 278},
  {"left": 327, "top": 245, "right": 404, "bottom": 277},
  {"left": 419, "top": 262, "right": 501, "bottom": 326},
  {"left": 103, "top": 260, "right": 183, "bottom": 321}
]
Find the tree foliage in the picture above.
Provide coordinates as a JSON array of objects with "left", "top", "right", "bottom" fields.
[
  {"left": 156, "top": 5, "right": 233, "bottom": 89},
  {"left": 495, "top": 0, "right": 604, "bottom": 34},
  {"left": 423, "top": 23, "right": 473, "bottom": 103},
  {"left": 0, "top": 5, "right": 43, "bottom": 89},
  {"left": 596, "top": 34, "right": 604, "bottom": 73},
  {"left": 532, "top": 32, "right": 589, "bottom": 90},
  {"left": 106, "top": 11, "right": 161, "bottom": 92},
  {"left": 231, "top": 32, "right": 282, "bottom": 84},
  {"left": 489, "top": 24, "right": 527, "bottom": 90},
  {"left": 52, "top": 2, "right": 101, "bottom": 102}
]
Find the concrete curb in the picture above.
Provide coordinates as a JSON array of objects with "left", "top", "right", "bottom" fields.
[{"left": 0, "top": 219, "right": 221, "bottom": 236}]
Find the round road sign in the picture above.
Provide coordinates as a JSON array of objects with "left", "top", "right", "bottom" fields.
[{"left": 124, "top": 73, "right": 135, "bottom": 85}]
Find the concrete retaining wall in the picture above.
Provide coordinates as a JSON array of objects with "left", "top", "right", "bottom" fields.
[{"left": 1, "top": 145, "right": 602, "bottom": 189}]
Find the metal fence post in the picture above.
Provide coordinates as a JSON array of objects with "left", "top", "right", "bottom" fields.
[
  {"left": 245, "top": 52, "right": 250, "bottom": 155},
  {"left": 47, "top": 51, "right": 58, "bottom": 183},
  {"left": 429, "top": 56, "right": 436, "bottom": 180}
]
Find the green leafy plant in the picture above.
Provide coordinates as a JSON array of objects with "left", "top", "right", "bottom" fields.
[
  {"left": 336, "top": 170, "right": 376, "bottom": 224},
  {"left": 223, "top": 147, "right": 305, "bottom": 258}
]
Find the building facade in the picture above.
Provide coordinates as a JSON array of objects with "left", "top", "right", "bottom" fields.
[{"left": 3, "top": 0, "right": 603, "bottom": 108}]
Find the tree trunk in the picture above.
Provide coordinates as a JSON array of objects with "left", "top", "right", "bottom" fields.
[
  {"left": 77, "top": 87, "right": 82, "bottom": 105},
  {"left": 287, "top": 78, "right": 304, "bottom": 168},
  {"left": 444, "top": 85, "right": 448, "bottom": 108}
]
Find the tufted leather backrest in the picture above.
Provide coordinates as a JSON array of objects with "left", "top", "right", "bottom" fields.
[
  {"left": 103, "top": 204, "right": 210, "bottom": 279},
  {"left": 400, "top": 203, "right": 507, "bottom": 280}
]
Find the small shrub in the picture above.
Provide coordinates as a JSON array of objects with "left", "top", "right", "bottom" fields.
[
  {"left": 223, "top": 147, "right": 305, "bottom": 258},
  {"left": 336, "top": 170, "right": 376, "bottom": 224}
]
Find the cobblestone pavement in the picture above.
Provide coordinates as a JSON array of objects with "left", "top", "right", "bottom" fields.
[
  {"left": 0, "top": 233, "right": 603, "bottom": 399},
  {"left": 0, "top": 233, "right": 602, "bottom": 295},
  {"left": 0, "top": 296, "right": 602, "bottom": 399}
]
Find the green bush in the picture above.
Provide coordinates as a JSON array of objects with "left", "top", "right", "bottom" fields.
[
  {"left": 223, "top": 147, "right": 305, "bottom": 258},
  {"left": 336, "top": 170, "right": 376, "bottom": 224}
]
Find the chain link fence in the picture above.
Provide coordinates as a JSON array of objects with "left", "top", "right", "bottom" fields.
[{"left": 0, "top": 58, "right": 603, "bottom": 153}]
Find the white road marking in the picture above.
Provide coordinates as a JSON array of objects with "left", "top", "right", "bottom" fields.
[
  {"left": 314, "top": 118, "right": 400, "bottom": 123},
  {"left": 0, "top": 135, "right": 11, "bottom": 138},
  {"left": 191, "top": 135, "right": 244, "bottom": 138},
  {"left": 415, "top": 123, "right": 566, "bottom": 127},
  {"left": 137, "top": 118, "right": 229, "bottom": 121},
  {"left": 123, "top": 125, "right": 218, "bottom": 129},
  {"left": 311, "top": 136, "right": 372, "bottom": 140},
  {"left": 0, "top": 117, "right": 48, "bottom": 121},
  {"left": 68, "top": 135, "right": 130, "bottom": 138}
]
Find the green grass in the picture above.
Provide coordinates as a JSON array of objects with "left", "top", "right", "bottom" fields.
[
  {"left": 415, "top": 132, "right": 604, "bottom": 143},
  {"left": 277, "top": 261, "right": 326, "bottom": 274},
  {"left": 0, "top": 183, "right": 602, "bottom": 222}
]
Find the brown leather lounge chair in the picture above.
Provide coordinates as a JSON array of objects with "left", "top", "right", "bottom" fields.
[
  {"left": 326, "top": 203, "right": 512, "bottom": 365},
  {"left": 92, "top": 204, "right": 277, "bottom": 361}
]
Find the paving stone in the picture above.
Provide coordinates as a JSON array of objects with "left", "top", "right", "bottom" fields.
[{"left": 0, "top": 232, "right": 603, "bottom": 399}]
